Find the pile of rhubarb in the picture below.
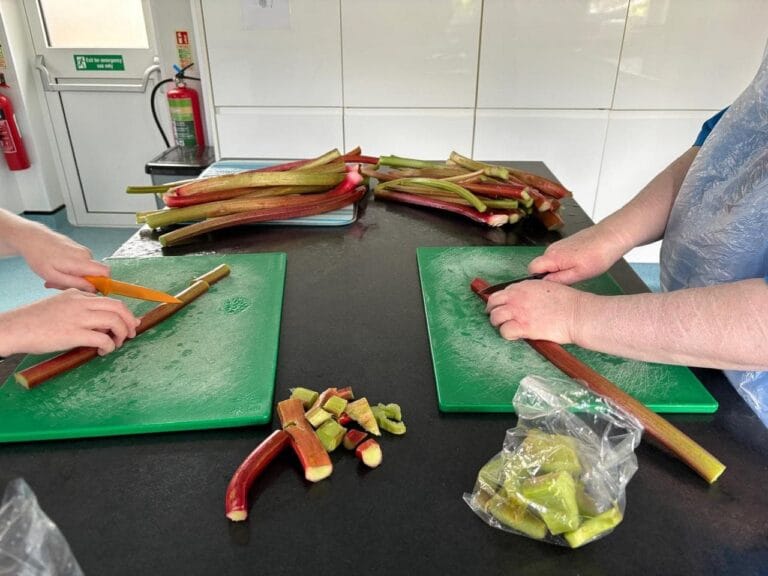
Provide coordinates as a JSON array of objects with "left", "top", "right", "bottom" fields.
[
  {"left": 366, "top": 152, "right": 570, "bottom": 229},
  {"left": 225, "top": 386, "right": 406, "bottom": 522},
  {"left": 128, "top": 148, "right": 376, "bottom": 247}
]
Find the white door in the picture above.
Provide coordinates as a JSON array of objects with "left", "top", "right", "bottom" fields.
[{"left": 23, "top": 0, "right": 165, "bottom": 226}]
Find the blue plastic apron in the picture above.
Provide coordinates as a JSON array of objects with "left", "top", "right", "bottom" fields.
[{"left": 660, "top": 50, "right": 768, "bottom": 427}]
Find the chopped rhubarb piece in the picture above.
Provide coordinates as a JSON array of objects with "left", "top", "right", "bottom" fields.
[
  {"left": 323, "top": 395, "right": 348, "bottom": 417},
  {"left": 316, "top": 419, "right": 347, "bottom": 452},
  {"left": 290, "top": 387, "right": 319, "bottom": 409},
  {"left": 305, "top": 405, "right": 333, "bottom": 428},
  {"left": 225, "top": 429, "right": 290, "bottom": 522},
  {"left": 277, "top": 398, "right": 333, "bottom": 482},
  {"left": 310, "top": 387, "right": 339, "bottom": 411},
  {"left": 346, "top": 398, "right": 380, "bottom": 436},
  {"left": 372, "top": 405, "right": 406, "bottom": 435},
  {"left": 381, "top": 403, "right": 402, "bottom": 422},
  {"left": 283, "top": 425, "right": 333, "bottom": 482},
  {"left": 343, "top": 429, "right": 368, "bottom": 450},
  {"left": 335, "top": 386, "right": 355, "bottom": 400},
  {"left": 355, "top": 439, "right": 382, "bottom": 468},
  {"left": 337, "top": 413, "right": 352, "bottom": 426}
]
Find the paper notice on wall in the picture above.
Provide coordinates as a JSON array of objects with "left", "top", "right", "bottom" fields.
[
  {"left": 0, "top": 45, "right": 6, "bottom": 71},
  {"left": 241, "top": 0, "right": 291, "bottom": 30}
]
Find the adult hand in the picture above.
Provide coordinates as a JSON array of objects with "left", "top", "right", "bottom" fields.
[
  {"left": 16, "top": 222, "right": 110, "bottom": 292},
  {"left": 486, "top": 280, "right": 590, "bottom": 344},
  {"left": 527, "top": 224, "right": 629, "bottom": 285},
  {"left": 0, "top": 290, "right": 140, "bottom": 357}
]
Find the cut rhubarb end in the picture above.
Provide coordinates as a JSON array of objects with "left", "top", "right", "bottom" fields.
[
  {"left": 346, "top": 398, "right": 381, "bottom": 436},
  {"left": 305, "top": 464, "right": 334, "bottom": 483},
  {"left": 224, "top": 429, "right": 291, "bottom": 522},
  {"left": 284, "top": 424, "right": 334, "bottom": 483},
  {"left": 355, "top": 439, "right": 383, "bottom": 468}
]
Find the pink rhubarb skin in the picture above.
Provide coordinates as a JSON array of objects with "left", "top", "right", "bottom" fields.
[
  {"left": 471, "top": 278, "right": 725, "bottom": 484},
  {"left": 375, "top": 189, "right": 509, "bottom": 227},
  {"left": 277, "top": 398, "right": 333, "bottom": 482},
  {"left": 225, "top": 430, "right": 291, "bottom": 522}
]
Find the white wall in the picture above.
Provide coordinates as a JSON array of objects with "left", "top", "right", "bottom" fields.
[{"left": 195, "top": 0, "right": 768, "bottom": 262}]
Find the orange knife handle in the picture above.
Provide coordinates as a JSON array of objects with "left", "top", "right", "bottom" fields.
[{"left": 83, "top": 275, "right": 111, "bottom": 295}]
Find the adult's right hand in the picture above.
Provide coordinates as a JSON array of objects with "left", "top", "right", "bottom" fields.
[
  {"left": 527, "top": 224, "right": 629, "bottom": 285},
  {"left": 0, "top": 290, "right": 140, "bottom": 357}
]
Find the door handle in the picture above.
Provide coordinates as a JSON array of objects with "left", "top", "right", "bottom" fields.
[{"left": 35, "top": 55, "right": 161, "bottom": 93}]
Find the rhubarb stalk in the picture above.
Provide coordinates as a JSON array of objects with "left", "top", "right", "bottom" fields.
[
  {"left": 376, "top": 178, "right": 487, "bottom": 212},
  {"left": 375, "top": 189, "right": 508, "bottom": 227},
  {"left": 470, "top": 277, "right": 726, "bottom": 484},
  {"left": 277, "top": 398, "right": 333, "bottom": 482},
  {"left": 225, "top": 429, "right": 291, "bottom": 522},
  {"left": 14, "top": 264, "right": 231, "bottom": 389},
  {"left": 159, "top": 170, "right": 365, "bottom": 247},
  {"left": 167, "top": 171, "right": 344, "bottom": 198}
]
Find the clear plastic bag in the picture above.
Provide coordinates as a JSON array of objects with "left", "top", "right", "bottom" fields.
[
  {"left": 464, "top": 375, "right": 643, "bottom": 548},
  {"left": 0, "top": 479, "right": 83, "bottom": 576}
]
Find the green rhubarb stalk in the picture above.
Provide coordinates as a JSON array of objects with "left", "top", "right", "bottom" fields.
[
  {"left": 377, "top": 155, "right": 443, "bottom": 169},
  {"left": 294, "top": 149, "right": 342, "bottom": 171},
  {"left": 146, "top": 194, "right": 328, "bottom": 229},
  {"left": 126, "top": 179, "right": 194, "bottom": 194},
  {"left": 449, "top": 151, "right": 509, "bottom": 180},
  {"left": 381, "top": 184, "right": 519, "bottom": 210},
  {"left": 167, "top": 171, "right": 345, "bottom": 198},
  {"left": 377, "top": 178, "right": 487, "bottom": 213},
  {"left": 290, "top": 387, "right": 319, "bottom": 409}
]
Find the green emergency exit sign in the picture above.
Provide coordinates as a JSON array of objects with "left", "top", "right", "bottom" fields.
[{"left": 73, "top": 54, "right": 125, "bottom": 71}]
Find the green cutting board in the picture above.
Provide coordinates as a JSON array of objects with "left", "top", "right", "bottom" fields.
[
  {"left": 0, "top": 253, "right": 286, "bottom": 442},
  {"left": 417, "top": 246, "right": 718, "bottom": 414}
]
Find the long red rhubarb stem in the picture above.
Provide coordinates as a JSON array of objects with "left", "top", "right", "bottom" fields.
[
  {"left": 470, "top": 277, "right": 726, "bottom": 484},
  {"left": 374, "top": 189, "right": 508, "bottom": 227},
  {"left": 225, "top": 429, "right": 290, "bottom": 522},
  {"left": 15, "top": 264, "right": 231, "bottom": 389}
]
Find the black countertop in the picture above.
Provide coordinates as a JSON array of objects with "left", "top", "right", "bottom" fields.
[{"left": 1, "top": 162, "right": 766, "bottom": 575}]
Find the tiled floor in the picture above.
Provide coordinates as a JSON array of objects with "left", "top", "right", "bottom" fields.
[{"left": 0, "top": 210, "right": 662, "bottom": 313}]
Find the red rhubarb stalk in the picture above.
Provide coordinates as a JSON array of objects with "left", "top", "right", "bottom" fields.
[
  {"left": 506, "top": 169, "right": 572, "bottom": 199},
  {"left": 277, "top": 398, "right": 333, "bottom": 482},
  {"left": 341, "top": 154, "right": 380, "bottom": 165},
  {"left": 536, "top": 209, "right": 565, "bottom": 231},
  {"left": 15, "top": 265, "right": 231, "bottom": 389},
  {"left": 225, "top": 429, "right": 291, "bottom": 522},
  {"left": 470, "top": 278, "right": 726, "bottom": 484},
  {"left": 462, "top": 182, "right": 531, "bottom": 202},
  {"left": 374, "top": 189, "right": 508, "bottom": 227}
]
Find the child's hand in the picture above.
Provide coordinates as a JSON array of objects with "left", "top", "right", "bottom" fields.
[
  {"left": 485, "top": 280, "right": 591, "bottom": 344},
  {"left": 16, "top": 222, "right": 110, "bottom": 292},
  {"left": 527, "top": 225, "right": 628, "bottom": 285},
  {"left": 0, "top": 290, "right": 140, "bottom": 357}
]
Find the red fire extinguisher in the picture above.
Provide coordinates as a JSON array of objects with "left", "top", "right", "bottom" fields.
[
  {"left": 0, "top": 84, "right": 30, "bottom": 171},
  {"left": 166, "top": 77, "right": 205, "bottom": 149}
]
